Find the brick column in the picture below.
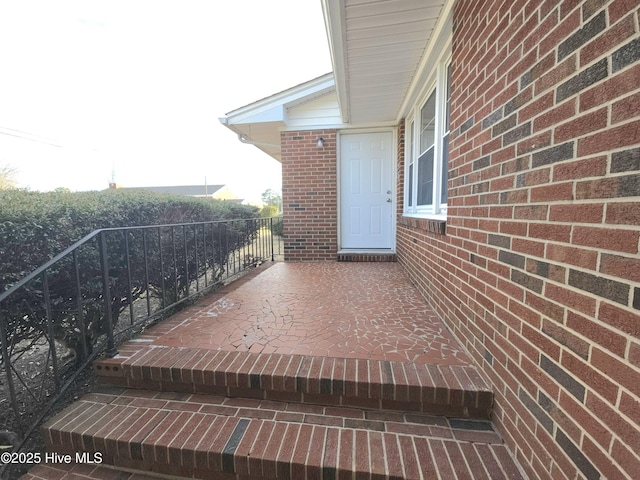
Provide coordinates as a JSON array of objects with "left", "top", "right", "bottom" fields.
[{"left": 281, "top": 130, "right": 338, "bottom": 261}]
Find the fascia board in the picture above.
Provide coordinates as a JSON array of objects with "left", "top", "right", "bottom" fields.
[
  {"left": 322, "top": 0, "right": 350, "bottom": 124},
  {"left": 224, "top": 74, "right": 335, "bottom": 126},
  {"left": 283, "top": 85, "right": 336, "bottom": 111},
  {"left": 229, "top": 105, "right": 284, "bottom": 125},
  {"left": 281, "top": 119, "right": 397, "bottom": 131},
  {"left": 397, "top": 0, "right": 454, "bottom": 121}
]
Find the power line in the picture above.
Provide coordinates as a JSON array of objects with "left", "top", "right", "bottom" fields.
[{"left": 0, "top": 127, "right": 64, "bottom": 148}]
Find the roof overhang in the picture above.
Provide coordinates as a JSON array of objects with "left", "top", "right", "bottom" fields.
[
  {"left": 219, "top": 74, "right": 335, "bottom": 162},
  {"left": 321, "top": 0, "right": 453, "bottom": 124},
  {"left": 221, "top": 1, "right": 454, "bottom": 160}
]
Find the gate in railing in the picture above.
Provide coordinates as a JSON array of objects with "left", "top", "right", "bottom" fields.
[{"left": 0, "top": 216, "right": 282, "bottom": 466}]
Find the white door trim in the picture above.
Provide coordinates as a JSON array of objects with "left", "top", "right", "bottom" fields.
[{"left": 337, "top": 128, "right": 397, "bottom": 251}]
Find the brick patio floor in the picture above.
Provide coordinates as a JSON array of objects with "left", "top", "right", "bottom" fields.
[
  {"left": 23, "top": 262, "right": 525, "bottom": 479},
  {"left": 146, "top": 262, "right": 470, "bottom": 365}
]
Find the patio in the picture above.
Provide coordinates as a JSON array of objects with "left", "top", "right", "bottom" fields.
[
  {"left": 32, "top": 261, "right": 524, "bottom": 479},
  {"left": 145, "top": 262, "right": 470, "bottom": 365}
]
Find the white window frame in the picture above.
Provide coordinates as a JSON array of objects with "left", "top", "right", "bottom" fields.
[{"left": 404, "top": 54, "right": 452, "bottom": 220}]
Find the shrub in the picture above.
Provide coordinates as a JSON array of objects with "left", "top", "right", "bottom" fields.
[
  {"left": 0, "top": 189, "right": 259, "bottom": 365},
  {"left": 259, "top": 205, "right": 278, "bottom": 218},
  {"left": 0, "top": 189, "right": 257, "bottom": 287}
]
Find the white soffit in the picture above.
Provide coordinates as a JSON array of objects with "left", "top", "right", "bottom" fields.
[
  {"left": 220, "top": 74, "right": 336, "bottom": 162},
  {"left": 223, "top": 74, "right": 335, "bottom": 125},
  {"left": 323, "top": 0, "right": 447, "bottom": 125}
]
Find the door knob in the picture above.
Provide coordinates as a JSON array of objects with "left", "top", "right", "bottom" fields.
[{"left": 386, "top": 198, "right": 392, "bottom": 203}]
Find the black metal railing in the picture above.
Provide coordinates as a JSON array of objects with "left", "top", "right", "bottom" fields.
[{"left": 0, "top": 215, "right": 283, "bottom": 464}]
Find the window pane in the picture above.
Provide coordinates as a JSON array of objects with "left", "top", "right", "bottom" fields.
[
  {"left": 420, "top": 91, "right": 436, "bottom": 154},
  {"left": 441, "top": 64, "right": 452, "bottom": 206},
  {"left": 418, "top": 147, "right": 434, "bottom": 206},
  {"left": 408, "top": 164, "right": 414, "bottom": 207},
  {"left": 441, "top": 133, "right": 449, "bottom": 204},
  {"left": 408, "top": 120, "right": 414, "bottom": 164},
  {"left": 407, "top": 120, "right": 414, "bottom": 207},
  {"left": 445, "top": 64, "right": 451, "bottom": 130}
]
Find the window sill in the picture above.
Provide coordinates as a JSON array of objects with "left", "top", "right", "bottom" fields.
[
  {"left": 402, "top": 212, "right": 447, "bottom": 221},
  {"left": 398, "top": 215, "right": 447, "bottom": 235}
]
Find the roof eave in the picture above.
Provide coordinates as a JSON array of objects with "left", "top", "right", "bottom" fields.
[
  {"left": 220, "top": 74, "right": 338, "bottom": 163},
  {"left": 320, "top": 0, "right": 455, "bottom": 126},
  {"left": 321, "top": 0, "right": 350, "bottom": 124},
  {"left": 219, "top": 121, "right": 284, "bottom": 163},
  {"left": 223, "top": 73, "right": 335, "bottom": 124},
  {"left": 396, "top": 1, "right": 455, "bottom": 121}
]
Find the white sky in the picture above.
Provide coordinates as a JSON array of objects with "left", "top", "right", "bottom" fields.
[{"left": 0, "top": 0, "right": 332, "bottom": 204}]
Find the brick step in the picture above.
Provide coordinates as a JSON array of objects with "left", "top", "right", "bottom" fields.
[
  {"left": 20, "top": 464, "right": 168, "bottom": 480},
  {"left": 41, "top": 388, "right": 523, "bottom": 480},
  {"left": 95, "top": 347, "right": 492, "bottom": 419},
  {"left": 337, "top": 252, "right": 397, "bottom": 262}
]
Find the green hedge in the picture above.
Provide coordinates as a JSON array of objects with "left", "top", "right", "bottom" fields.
[
  {"left": 0, "top": 189, "right": 258, "bottom": 290},
  {"left": 0, "top": 189, "right": 260, "bottom": 365}
]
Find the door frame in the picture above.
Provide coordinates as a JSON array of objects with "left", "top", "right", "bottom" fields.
[{"left": 337, "top": 127, "right": 397, "bottom": 252}]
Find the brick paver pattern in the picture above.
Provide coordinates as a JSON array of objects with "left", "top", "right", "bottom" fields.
[
  {"left": 152, "top": 262, "right": 470, "bottom": 365},
  {"left": 25, "top": 263, "right": 525, "bottom": 480}
]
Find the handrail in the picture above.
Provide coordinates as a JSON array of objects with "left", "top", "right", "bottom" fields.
[
  {"left": 0, "top": 215, "right": 283, "bottom": 477},
  {"left": 0, "top": 216, "right": 273, "bottom": 303},
  {"left": 0, "top": 230, "right": 102, "bottom": 304}
]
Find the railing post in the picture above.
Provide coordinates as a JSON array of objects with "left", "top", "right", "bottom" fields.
[
  {"left": 195, "top": 224, "right": 201, "bottom": 291},
  {"left": 224, "top": 222, "right": 236, "bottom": 279},
  {"left": 270, "top": 217, "right": 275, "bottom": 262},
  {"left": 183, "top": 225, "right": 189, "bottom": 297},
  {"left": 42, "top": 271, "right": 60, "bottom": 392},
  {"left": 0, "top": 309, "right": 22, "bottom": 433},
  {"left": 73, "top": 250, "right": 88, "bottom": 362},
  {"left": 99, "top": 231, "right": 118, "bottom": 358},
  {"left": 158, "top": 227, "right": 166, "bottom": 309},
  {"left": 172, "top": 227, "right": 178, "bottom": 301},
  {"left": 124, "top": 231, "right": 134, "bottom": 325},
  {"left": 143, "top": 229, "right": 151, "bottom": 317}
]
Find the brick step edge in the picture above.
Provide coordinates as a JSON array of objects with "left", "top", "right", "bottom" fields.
[
  {"left": 94, "top": 348, "right": 492, "bottom": 418},
  {"left": 42, "top": 390, "right": 522, "bottom": 480},
  {"left": 20, "top": 464, "right": 170, "bottom": 480},
  {"left": 337, "top": 253, "right": 397, "bottom": 262}
]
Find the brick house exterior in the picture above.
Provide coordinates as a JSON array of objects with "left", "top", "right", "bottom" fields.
[
  {"left": 222, "top": 1, "right": 640, "bottom": 478},
  {"left": 281, "top": 130, "right": 338, "bottom": 261}
]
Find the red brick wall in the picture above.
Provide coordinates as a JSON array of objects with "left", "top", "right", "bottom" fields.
[
  {"left": 397, "top": 1, "right": 640, "bottom": 479},
  {"left": 396, "top": 121, "right": 406, "bottom": 216},
  {"left": 281, "top": 130, "right": 338, "bottom": 261}
]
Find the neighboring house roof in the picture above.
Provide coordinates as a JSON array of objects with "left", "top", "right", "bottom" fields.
[
  {"left": 220, "top": 0, "right": 453, "bottom": 159},
  {"left": 121, "top": 185, "right": 225, "bottom": 197}
]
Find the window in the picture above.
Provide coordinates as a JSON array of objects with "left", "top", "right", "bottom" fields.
[
  {"left": 407, "top": 120, "right": 414, "bottom": 207},
  {"left": 404, "top": 60, "right": 451, "bottom": 218}
]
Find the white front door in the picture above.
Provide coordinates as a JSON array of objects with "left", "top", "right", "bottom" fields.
[{"left": 340, "top": 132, "right": 394, "bottom": 249}]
